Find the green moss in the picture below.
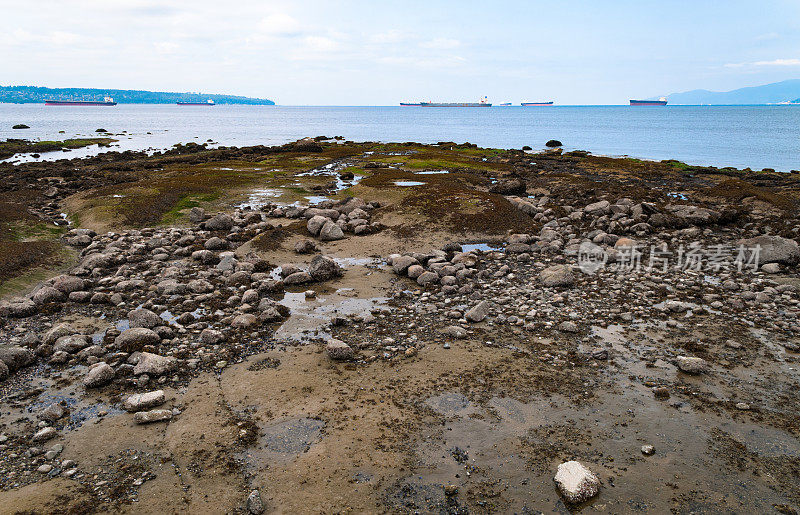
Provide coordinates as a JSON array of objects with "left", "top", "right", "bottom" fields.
[{"left": 161, "top": 193, "right": 219, "bottom": 224}]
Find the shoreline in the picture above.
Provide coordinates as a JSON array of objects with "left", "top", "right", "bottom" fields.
[{"left": 1, "top": 138, "right": 800, "bottom": 512}]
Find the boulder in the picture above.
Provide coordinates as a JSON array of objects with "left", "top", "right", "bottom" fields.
[
  {"left": 554, "top": 461, "right": 600, "bottom": 504},
  {"left": 32, "top": 286, "right": 65, "bottom": 305},
  {"left": 739, "top": 235, "right": 799, "bottom": 266},
  {"left": 133, "top": 352, "right": 176, "bottom": 376},
  {"left": 416, "top": 271, "right": 439, "bottom": 287},
  {"left": 307, "top": 215, "right": 329, "bottom": 236},
  {"left": 584, "top": 200, "right": 610, "bottom": 216},
  {"left": 53, "top": 335, "right": 90, "bottom": 354},
  {"left": 392, "top": 255, "right": 419, "bottom": 275},
  {"left": 83, "top": 362, "right": 115, "bottom": 388},
  {"left": 200, "top": 329, "right": 226, "bottom": 345},
  {"left": 676, "top": 356, "right": 707, "bottom": 374},
  {"left": 667, "top": 204, "right": 720, "bottom": 225},
  {"left": 0, "top": 298, "right": 37, "bottom": 318},
  {"left": 189, "top": 207, "right": 206, "bottom": 223},
  {"left": 134, "top": 409, "right": 173, "bottom": 424},
  {"left": 115, "top": 328, "right": 160, "bottom": 352},
  {"left": 326, "top": 339, "right": 354, "bottom": 360},
  {"left": 0, "top": 345, "right": 35, "bottom": 371},
  {"left": 294, "top": 239, "right": 319, "bottom": 254},
  {"left": 204, "top": 236, "right": 229, "bottom": 250},
  {"left": 489, "top": 178, "right": 526, "bottom": 195},
  {"left": 309, "top": 255, "right": 343, "bottom": 281},
  {"left": 283, "top": 271, "right": 313, "bottom": 285},
  {"left": 465, "top": 301, "right": 490, "bottom": 323},
  {"left": 52, "top": 275, "right": 85, "bottom": 295},
  {"left": 232, "top": 313, "right": 259, "bottom": 329},
  {"left": 128, "top": 308, "right": 162, "bottom": 329},
  {"left": 539, "top": 264, "right": 575, "bottom": 287},
  {"left": 205, "top": 213, "right": 234, "bottom": 231},
  {"left": 124, "top": 390, "right": 166, "bottom": 412},
  {"left": 44, "top": 323, "right": 77, "bottom": 346},
  {"left": 319, "top": 221, "right": 345, "bottom": 241}
]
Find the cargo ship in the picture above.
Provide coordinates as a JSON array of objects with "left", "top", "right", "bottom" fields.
[
  {"left": 400, "top": 96, "right": 491, "bottom": 107},
  {"left": 521, "top": 101, "right": 554, "bottom": 106},
  {"left": 45, "top": 96, "right": 116, "bottom": 106},
  {"left": 177, "top": 99, "right": 215, "bottom": 106},
  {"left": 630, "top": 97, "right": 667, "bottom": 106}
]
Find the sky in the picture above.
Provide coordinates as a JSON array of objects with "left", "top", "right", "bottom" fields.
[{"left": 2, "top": 0, "right": 800, "bottom": 105}]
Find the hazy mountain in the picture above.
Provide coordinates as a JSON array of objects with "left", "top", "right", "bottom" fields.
[
  {"left": 0, "top": 85, "right": 275, "bottom": 105},
  {"left": 655, "top": 79, "right": 800, "bottom": 105}
]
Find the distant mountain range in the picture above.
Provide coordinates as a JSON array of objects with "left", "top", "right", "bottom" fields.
[
  {"left": 0, "top": 85, "right": 275, "bottom": 105},
  {"left": 654, "top": 79, "right": 800, "bottom": 105}
]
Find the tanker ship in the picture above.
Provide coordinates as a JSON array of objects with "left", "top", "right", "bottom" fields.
[
  {"left": 630, "top": 97, "right": 668, "bottom": 106},
  {"left": 400, "top": 96, "right": 491, "bottom": 107},
  {"left": 45, "top": 96, "right": 117, "bottom": 106}
]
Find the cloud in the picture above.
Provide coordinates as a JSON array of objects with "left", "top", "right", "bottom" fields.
[
  {"left": 754, "top": 32, "right": 780, "bottom": 41},
  {"left": 370, "top": 30, "right": 409, "bottom": 44},
  {"left": 303, "top": 35, "right": 339, "bottom": 52},
  {"left": 726, "top": 58, "right": 800, "bottom": 68},
  {"left": 258, "top": 13, "right": 302, "bottom": 37},
  {"left": 753, "top": 58, "right": 800, "bottom": 66},
  {"left": 419, "top": 37, "right": 460, "bottom": 50}
]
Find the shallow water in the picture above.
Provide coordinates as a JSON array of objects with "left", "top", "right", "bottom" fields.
[{"left": 2, "top": 104, "right": 800, "bottom": 171}]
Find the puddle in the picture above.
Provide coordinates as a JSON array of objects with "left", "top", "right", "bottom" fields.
[
  {"left": 160, "top": 307, "right": 206, "bottom": 325},
  {"left": 461, "top": 243, "right": 503, "bottom": 253},
  {"left": 668, "top": 192, "right": 689, "bottom": 200},
  {"left": 239, "top": 417, "right": 325, "bottom": 470},
  {"left": 238, "top": 188, "right": 283, "bottom": 209},
  {"left": 393, "top": 180, "right": 425, "bottom": 187},
  {"left": 275, "top": 292, "right": 388, "bottom": 341},
  {"left": 414, "top": 170, "right": 449, "bottom": 175},
  {"left": 396, "top": 386, "right": 799, "bottom": 513},
  {"left": 25, "top": 378, "right": 124, "bottom": 431}
]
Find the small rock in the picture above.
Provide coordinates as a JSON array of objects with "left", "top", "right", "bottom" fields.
[
  {"left": 676, "top": 356, "right": 707, "bottom": 374},
  {"left": 124, "top": 390, "right": 166, "bottom": 412},
  {"left": 83, "top": 362, "right": 115, "bottom": 388},
  {"left": 465, "top": 301, "right": 490, "bottom": 323},
  {"left": 554, "top": 460, "right": 600, "bottom": 504},
  {"left": 326, "top": 339, "right": 354, "bottom": 361},
  {"left": 247, "top": 489, "right": 265, "bottom": 514},
  {"left": 641, "top": 445, "right": 655, "bottom": 456},
  {"left": 133, "top": 409, "right": 173, "bottom": 424}
]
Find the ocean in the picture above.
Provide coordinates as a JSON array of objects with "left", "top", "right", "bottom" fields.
[{"left": 2, "top": 104, "right": 799, "bottom": 171}]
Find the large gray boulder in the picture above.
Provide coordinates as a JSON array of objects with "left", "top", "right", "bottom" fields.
[
  {"left": 52, "top": 275, "right": 85, "bottom": 295},
  {"left": 307, "top": 215, "right": 329, "bottom": 236},
  {"left": 739, "top": 235, "right": 800, "bottom": 266},
  {"left": 539, "top": 264, "right": 575, "bottom": 287},
  {"left": 44, "top": 323, "right": 77, "bottom": 346},
  {"left": 128, "top": 308, "right": 162, "bottom": 329},
  {"left": 115, "top": 328, "right": 160, "bottom": 352},
  {"left": 53, "top": 335, "right": 90, "bottom": 354},
  {"left": 83, "top": 362, "right": 115, "bottom": 388},
  {"left": 32, "top": 286, "right": 65, "bottom": 305},
  {"left": 465, "top": 301, "right": 490, "bottom": 323},
  {"left": 319, "top": 221, "right": 345, "bottom": 241},
  {"left": 309, "top": 255, "right": 343, "bottom": 281},
  {"left": 0, "top": 345, "right": 35, "bottom": 372},
  {"left": 133, "top": 352, "right": 176, "bottom": 376},
  {"left": 326, "top": 339, "right": 354, "bottom": 360},
  {"left": 205, "top": 213, "right": 234, "bottom": 231}
]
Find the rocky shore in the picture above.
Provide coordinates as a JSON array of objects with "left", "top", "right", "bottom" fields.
[{"left": 1, "top": 138, "right": 799, "bottom": 513}]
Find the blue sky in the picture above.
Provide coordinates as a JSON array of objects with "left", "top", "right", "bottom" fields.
[{"left": 2, "top": 0, "right": 800, "bottom": 104}]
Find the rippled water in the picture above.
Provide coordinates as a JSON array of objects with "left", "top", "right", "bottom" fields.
[{"left": 2, "top": 104, "right": 799, "bottom": 171}]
